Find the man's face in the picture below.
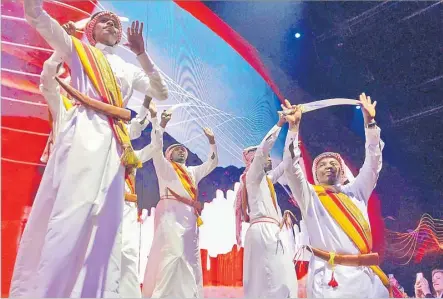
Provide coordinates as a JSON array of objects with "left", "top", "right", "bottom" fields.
[
  {"left": 264, "top": 155, "right": 273, "bottom": 173},
  {"left": 93, "top": 15, "right": 119, "bottom": 46},
  {"left": 171, "top": 146, "right": 187, "bottom": 164},
  {"left": 433, "top": 272, "right": 443, "bottom": 293},
  {"left": 316, "top": 157, "right": 341, "bottom": 185}
]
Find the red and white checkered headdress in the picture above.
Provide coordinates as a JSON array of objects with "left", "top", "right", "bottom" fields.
[
  {"left": 73, "top": 11, "right": 125, "bottom": 46},
  {"left": 165, "top": 144, "right": 188, "bottom": 161},
  {"left": 312, "top": 152, "right": 355, "bottom": 185}
]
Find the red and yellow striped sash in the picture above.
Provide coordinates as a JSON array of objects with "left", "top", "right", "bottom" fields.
[
  {"left": 47, "top": 95, "right": 73, "bottom": 130},
  {"left": 71, "top": 37, "right": 141, "bottom": 170},
  {"left": 72, "top": 37, "right": 122, "bottom": 108},
  {"left": 171, "top": 161, "right": 197, "bottom": 200},
  {"left": 314, "top": 185, "right": 371, "bottom": 253},
  {"left": 125, "top": 173, "right": 136, "bottom": 195},
  {"left": 266, "top": 176, "right": 278, "bottom": 213},
  {"left": 313, "top": 185, "right": 390, "bottom": 290},
  {"left": 124, "top": 172, "right": 137, "bottom": 203}
]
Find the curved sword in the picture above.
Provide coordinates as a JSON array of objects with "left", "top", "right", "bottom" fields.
[{"left": 279, "top": 98, "right": 359, "bottom": 115}]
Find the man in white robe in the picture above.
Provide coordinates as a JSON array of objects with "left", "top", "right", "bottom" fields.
[
  {"left": 71, "top": 100, "right": 159, "bottom": 298},
  {"left": 10, "top": 0, "right": 168, "bottom": 296},
  {"left": 142, "top": 110, "right": 218, "bottom": 298},
  {"left": 49, "top": 30, "right": 154, "bottom": 297},
  {"left": 39, "top": 56, "right": 74, "bottom": 164},
  {"left": 33, "top": 50, "right": 160, "bottom": 298},
  {"left": 119, "top": 98, "right": 157, "bottom": 298},
  {"left": 282, "top": 94, "right": 390, "bottom": 298},
  {"left": 234, "top": 115, "right": 298, "bottom": 298}
]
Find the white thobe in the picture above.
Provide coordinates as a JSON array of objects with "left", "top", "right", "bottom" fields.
[
  {"left": 280, "top": 223, "right": 297, "bottom": 263},
  {"left": 283, "top": 127, "right": 389, "bottom": 298},
  {"left": 142, "top": 125, "right": 218, "bottom": 298},
  {"left": 10, "top": 0, "right": 168, "bottom": 297},
  {"left": 243, "top": 125, "right": 298, "bottom": 298},
  {"left": 39, "top": 53, "right": 71, "bottom": 163},
  {"left": 120, "top": 117, "right": 157, "bottom": 298},
  {"left": 38, "top": 52, "right": 155, "bottom": 298}
]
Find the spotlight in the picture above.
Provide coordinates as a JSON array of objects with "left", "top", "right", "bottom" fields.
[{"left": 295, "top": 33, "right": 301, "bottom": 39}]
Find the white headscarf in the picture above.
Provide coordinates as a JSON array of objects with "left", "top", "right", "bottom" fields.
[{"left": 165, "top": 143, "right": 188, "bottom": 161}]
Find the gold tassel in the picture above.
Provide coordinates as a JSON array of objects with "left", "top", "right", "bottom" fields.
[
  {"left": 114, "top": 121, "right": 141, "bottom": 168},
  {"left": 196, "top": 216, "right": 203, "bottom": 227},
  {"left": 121, "top": 145, "right": 142, "bottom": 169}
]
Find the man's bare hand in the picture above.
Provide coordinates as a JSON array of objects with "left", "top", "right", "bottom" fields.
[
  {"left": 418, "top": 277, "right": 431, "bottom": 297},
  {"left": 160, "top": 110, "right": 172, "bottom": 128},
  {"left": 149, "top": 101, "right": 157, "bottom": 119},
  {"left": 143, "top": 96, "right": 157, "bottom": 118},
  {"left": 358, "top": 92, "right": 376, "bottom": 124},
  {"left": 281, "top": 99, "right": 302, "bottom": 129},
  {"left": 277, "top": 111, "right": 287, "bottom": 127},
  {"left": 124, "top": 21, "right": 145, "bottom": 56},
  {"left": 203, "top": 127, "right": 215, "bottom": 144},
  {"left": 62, "top": 21, "right": 76, "bottom": 36}
]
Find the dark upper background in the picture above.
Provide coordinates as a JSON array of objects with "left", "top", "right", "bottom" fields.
[
  {"left": 132, "top": 1, "right": 442, "bottom": 295},
  {"left": 200, "top": 1, "right": 443, "bottom": 294}
]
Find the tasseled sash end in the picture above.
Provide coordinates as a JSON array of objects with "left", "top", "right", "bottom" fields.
[
  {"left": 328, "top": 271, "right": 339, "bottom": 288},
  {"left": 121, "top": 145, "right": 142, "bottom": 169},
  {"left": 196, "top": 216, "right": 203, "bottom": 227},
  {"left": 328, "top": 252, "right": 339, "bottom": 288}
]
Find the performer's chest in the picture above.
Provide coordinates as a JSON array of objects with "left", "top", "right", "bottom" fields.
[{"left": 104, "top": 54, "right": 134, "bottom": 95}]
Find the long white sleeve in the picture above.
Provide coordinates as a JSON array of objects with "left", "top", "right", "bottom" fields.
[
  {"left": 133, "top": 117, "right": 158, "bottom": 164},
  {"left": 24, "top": 0, "right": 72, "bottom": 64},
  {"left": 150, "top": 118, "right": 173, "bottom": 176},
  {"left": 40, "top": 53, "right": 64, "bottom": 117},
  {"left": 189, "top": 143, "right": 218, "bottom": 184},
  {"left": 131, "top": 54, "right": 169, "bottom": 101},
  {"left": 246, "top": 125, "right": 282, "bottom": 184},
  {"left": 268, "top": 161, "right": 284, "bottom": 184},
  {"left": 128, "top": 116, "right": 150, "bottom": 140},
  {"left": 135, "top": 143, "right": 155, "bottom": 164},
  {"left": 342, "top": 126, "right": 384, "bottom": 203},
  {"left": 283, "top": 131, "right": 313, "bottom": 215}
]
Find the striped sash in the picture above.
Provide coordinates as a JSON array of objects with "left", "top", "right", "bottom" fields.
[{"left": 313, "top": 185, "right": 390, "bottom": 291}]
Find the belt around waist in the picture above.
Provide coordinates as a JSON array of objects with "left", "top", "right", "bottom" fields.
[
  {"left": 250, "top": 216, "right": 280, "bottom": 226},
  {"left": 307, "top": 246, "right": 380, "bottom": 267}
]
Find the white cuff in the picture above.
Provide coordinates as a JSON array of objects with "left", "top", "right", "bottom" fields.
[
  {"left": 136, "top": 105, "right": 149, "bottom": 122},
  {"left": 365, "top": 126, "right": 381, "bottom": 146},
  {"left": 136, "top": 52, "right": 156, "bottom": 75},
  {"left": 285, "top": 131, "right": 298, "bottom": 147}
]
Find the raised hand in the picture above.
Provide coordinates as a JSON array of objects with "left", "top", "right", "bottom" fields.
[
  {"left": 418, "top": 278, "right": 431, "bottom": 297},
  {"left": 160, "top": 110, "right": 172, "bottom": 128},
  {"left": 203, "top": 127, "right": 215, "bottom": 144},
  {"left": 358, "top": 93, "right": 377, "bottom": 123},
  {"left": 281, "top": 99, "right": 302, "bottom": 127},
  {"left": 62, "top": 21, "right": 76, "bottom": 36},
  {"left": 277, "top": 110, "right": 287, "bottom": 127},
  {"left": 124, "top": 20, "right": 145, "bottom": 55},
  {"left": 146, "top": 97, "right": 157, "bottom": 119},
  {"left": 414, "top": 280, "right": 423, "bottom": 298}
]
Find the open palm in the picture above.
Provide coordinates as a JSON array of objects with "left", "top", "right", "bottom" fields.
[
  {"left": 359, "top": 93, "right": 377, "bottom": 121},
  {"left": 125, "top": 21, "right": 145, "bottom": 55}
]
